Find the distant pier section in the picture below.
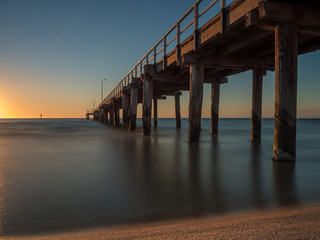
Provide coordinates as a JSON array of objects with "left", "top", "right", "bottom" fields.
[{"left": 88, "top": 0, "right": 320, "bottom": 161}]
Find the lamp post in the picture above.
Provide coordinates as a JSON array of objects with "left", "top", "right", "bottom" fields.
[{"left": 101, "top": 79, "right": 107, "bottom": 101}]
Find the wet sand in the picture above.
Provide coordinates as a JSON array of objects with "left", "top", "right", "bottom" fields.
[{"left": 5, "top": 204, "right": 320, "bottom": 240}]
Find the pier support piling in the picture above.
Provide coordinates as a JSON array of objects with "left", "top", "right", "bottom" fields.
[
  {"left": 109, "top": 104, "right": 114, "bottom": 125},
  {"left": 113, "top": 101, "right": 120, "bottom": 126},
  {"left": 211, "top": 82, "right": 220, "bottom": 135},
  {"left": 210, "top": 78, "right": 227, "bottom": 135},
  {"left": 175, "top": 92, "right": 182, "bottom": 129},
  {"left": 103, "top": 105, "right": 109, "bottom": 124},
  {"left": 273, "top": 22, "right": 298, "bottom": 162},
  {"left": 251, "top": 69, "right": 264, "bottom": 142},
  {"left": 122, "top": 87, "right": 130, "bottom": 129},
  {"left": 154, "top": 99, "right": 158, "bottom": 128},
  {"left": 129, "top": 78, "right": 139, "bottom": 131},
  {"left": 188, "top": 64, "right": 204, "bottom": 143},
  {"left": 143, "top": 65, "right": 154, "bottom": 136}
]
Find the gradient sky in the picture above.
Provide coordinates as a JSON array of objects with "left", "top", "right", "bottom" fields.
[{"left": 0, "top": 0, "right": 319, "bottom": 118}]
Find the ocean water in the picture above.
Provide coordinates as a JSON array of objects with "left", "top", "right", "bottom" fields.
[{"left": 0, "top": 118, "right": 320, "bottom": 236}]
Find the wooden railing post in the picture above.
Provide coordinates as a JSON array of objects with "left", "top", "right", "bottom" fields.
[
  {"left": 176, "top": 23, "right": 181, "bottom": 65},
  {"left": 221, "top": 0, "right": 226, "bottom": 9},
  {"left": 163, "top": 36, "right": 167, "bottom": 69},
  {"left": 194, "top": 4, "right": 199, "bottom": 50},
  {"left": 221, "top": 0, "right": 226, "bottom": 33}
]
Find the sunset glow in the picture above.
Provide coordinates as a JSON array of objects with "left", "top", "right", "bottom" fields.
[{"left": 0, "top": 1, "right": 319, "bottom": 119}]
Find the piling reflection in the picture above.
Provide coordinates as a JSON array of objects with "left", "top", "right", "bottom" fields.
[
  {"left": 209, "top": 136, "right": 226, "bottom": 214},
  {"left": 1, "top": 119, "right": 319, "bottom": 236},
  {"left": 250, "top": 142, "right": 265, "bottom": 208},
  {"left": 273, "top": 162, "right": 299, "bottom": 206}
]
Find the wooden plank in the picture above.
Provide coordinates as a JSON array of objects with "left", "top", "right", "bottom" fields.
[
  {"left": 226, "top": 0, "right": 261, "bottom": 26},
  {"left": 181, "top": 36, "right": 195, "bottom": 56},
  {"left": 167, "top": 49, "right": 177, "bottom": 66},
  {"left": 200, "top": 14, "right": 222, "bottom": 45}
]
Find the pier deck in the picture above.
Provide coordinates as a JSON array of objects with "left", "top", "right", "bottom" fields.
[{"left": 91, "top": 0, "right": 320, "bottom": 161}]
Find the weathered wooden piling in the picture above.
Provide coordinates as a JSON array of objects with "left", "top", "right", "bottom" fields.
[
  {"left": 113, "top": 100, "right": 120, "bottom": 126},
  {"left": 210, "top": 78, "right": 227, "bottom": 135},
  {"left": 93, "top": 111, "right": 98, "bottom": 121},
  {"left": 153, "top": 99, "right": 158, "bottom": 128},
  {"left": 86, "top": 114, "right": 89, "bottom": 120},
  {"left": 175, "top": 92, "right": 182, "bottom": 129},
  {"left": 109, "top": 104, "right": 114, "bottom": 125},
  {"left": 211, "top": 82, "right": 220, "bottom": 135},
  {"left": 251, "top": 69, "right": 264, "bottom": 142},
  {"left": 122, "top": 86, "right": 130, "bottom": 129},
  {"left": 143, "top": 64, "right": 154, "bottom": 136},
  {"left": 103, "top": 105, "right": 109, "bottom": 124},
  {"left": 129, "top": 78, "right": 139, "bottom": 131},
  {"left": 188, "top": 64, "right": 204, "bottom": 142},
  {"left": 273, "top": 22, "right": 298, "bottom": 162},
  {"left": 98, "top": 106, "right": 104, "bottom": 122}
]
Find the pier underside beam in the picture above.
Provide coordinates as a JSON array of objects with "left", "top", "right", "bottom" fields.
[
  {"left": 143, "top": 65, "right": 154, "bottom": 136},
  {"left": 251, "top": 69, "right": 264, "bottom": 142},
  {"left": 188, "top": 64, "right": 204, "bottom": 143},
  {"left": 273, "top": 22, "right": 298, "bottom": 162}
]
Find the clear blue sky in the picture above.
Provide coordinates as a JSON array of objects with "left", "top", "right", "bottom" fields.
[{"left": 0, "top": 0, "right": 319, "bottom": 118}]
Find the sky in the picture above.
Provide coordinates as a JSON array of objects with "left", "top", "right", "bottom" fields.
[{"left": 0, "top": 0, "right": 319, "bottom": 119}]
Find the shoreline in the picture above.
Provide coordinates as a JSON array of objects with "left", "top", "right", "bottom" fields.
[{"left": 4, "top": 204, "right": 320, "bottom": 240}]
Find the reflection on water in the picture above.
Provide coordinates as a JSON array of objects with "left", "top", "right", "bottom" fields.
[{"left": 0, "top": 118, "right": 320, "bottom": 236}]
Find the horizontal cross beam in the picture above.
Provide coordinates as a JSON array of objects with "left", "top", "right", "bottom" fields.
[{"left": 182, "top": 54, "right": 274, "bottom": 70}]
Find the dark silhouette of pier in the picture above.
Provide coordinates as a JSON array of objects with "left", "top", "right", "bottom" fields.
[{"left": 87, "top": 0, "right": 320, "bottom": 161}]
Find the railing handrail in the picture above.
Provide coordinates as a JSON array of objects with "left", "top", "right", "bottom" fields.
[{"left": 98, "top": 0, "right": 229, "bottom": 108}]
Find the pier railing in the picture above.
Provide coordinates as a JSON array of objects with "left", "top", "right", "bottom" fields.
[{"left": 99, "top": 0, "right": 234, "bottom": 107}]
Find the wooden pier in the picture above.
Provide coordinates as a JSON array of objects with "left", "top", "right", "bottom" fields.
[{"left": 89, "top": 0, "right": 320, "bottom": 161}]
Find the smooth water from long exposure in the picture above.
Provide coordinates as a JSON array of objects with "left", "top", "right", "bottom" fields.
[{"left": 0, "top": 118, "right": 320, "bottom": 236}]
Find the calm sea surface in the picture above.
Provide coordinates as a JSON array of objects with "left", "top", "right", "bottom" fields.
[{"left": 0, "top": 118, "right": 320, "bottom": 236}]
